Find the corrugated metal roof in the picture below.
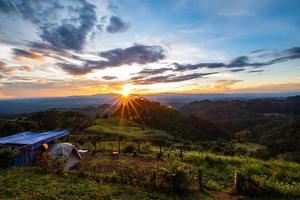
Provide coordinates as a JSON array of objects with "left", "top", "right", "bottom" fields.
[{"left": 0, "top": 130, "right": 69, "bottom": 149}]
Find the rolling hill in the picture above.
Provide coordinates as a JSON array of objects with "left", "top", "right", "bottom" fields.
[{"left": 179, "top": 96, "right": 300, "bottom": 154}]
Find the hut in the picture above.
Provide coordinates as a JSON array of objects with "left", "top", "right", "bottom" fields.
[{"left": 0, "top": 130, "right": 69, "bottom": 166}]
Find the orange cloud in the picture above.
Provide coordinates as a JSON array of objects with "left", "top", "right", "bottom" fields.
[
  {"left": 214, "top": 80, "right": 243, "bottom": 90},
  {"left": 0, "top": 61, "right": 15, "bottom": 74},
  {"left": 13, "top": 48, "right": 45, "bottom": 62}
]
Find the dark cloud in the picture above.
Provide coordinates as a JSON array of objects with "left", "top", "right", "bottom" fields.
[
  {"left": 102, "top": 76, "right": 118, "bottom": 80},
  {"left": 173, "top": 46, "right": 300, "bottom": 72},
  {"left": 227, "top": 56, "right": 249, "bottom": 68},
  {"left": 106, "top": 16, "right": 130, "bottom": 33},
  {"left": 174, "top": 62, "right": 225, "bottom": 71},
  {"left": 98, "top": 44, "right": 165, "bottom": 66},
  {"left": 0, "top": 0, "right": 17, "bottom": 13},
  {"left": 58, "top": 44, "right": 165, "bottom": 75},
  {"left": 135, "top": 67, "right": 173, "bottom": 76},
  {"left": 30, "top": 42, "right": 79, "bottom": 61},
  {"left": 281, "top": 46, "right": 300, "bottom": 60},
  {"left": 40, "top": 1, "right": 97, "bottom": 51},
  {"left": 58, "top": 63, "right": 92, "bottom": 75},
  {"left": 248, "top": 70, "right": 264, "bottom": 73},
  {"left": 0, "top": 0, "right": 97, "bottom": 51},
  {"left": 250, "top": 49, "right": 264, "bottom": 53},
  {"left": 12, "top": 48, "right": 44, "bottom": 60},
  {"left": 132, "top": 72, "right": 218, "bottom": 84},
  {"left": 229, "top": 69, "right": 245, "bottom": 72}
]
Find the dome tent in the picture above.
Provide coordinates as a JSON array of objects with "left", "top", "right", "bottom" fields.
[{"left": 48, "top": 143, "right": 81, "bottom": 170}]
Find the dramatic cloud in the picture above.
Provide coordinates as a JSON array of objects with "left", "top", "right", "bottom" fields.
[
  {"left": 98, "top": 44, "right": 165, "bottom": 66},
  {"left": 132, "top": 72, "right": 218, "bottom": 84},
  {"left": 12, "top": 48, "right": 44, "bottom": 61},
  {"left": 102, "top": 76, "right": 118, "bottom": 80},
  {"left": 106, "top": 16, "right": 130, "bottom": 33},
  {"left": 0, "top": 0, "right": 98, "bottom": 51},
  {"left": 40, "top": 2, "right": 97, "bottom": 51},
  {"left": 0, "top": 1, "right": 132, "bottom": 51},
  {"left": 59, "top": 44, "right": 165, "bottom": 75},
  {"left": 58, "top": 63, "right": 92, "bottom": 76},
  {"left": 173, "top": 46, "right": 300, "bottom": 72},
  {"left": 214, "top": 79, "right": 243, "bottom": 90}
]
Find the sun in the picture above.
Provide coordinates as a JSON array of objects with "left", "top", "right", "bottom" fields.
[{"left": 118, "top": 84, "right": 132, "bottom": 97}]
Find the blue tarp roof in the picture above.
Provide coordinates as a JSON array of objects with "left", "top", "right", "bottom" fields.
[{"left": 0, "top": 130, "right": 69, "bottom": 149}]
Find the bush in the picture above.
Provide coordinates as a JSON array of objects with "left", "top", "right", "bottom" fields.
[
  {"left": 140, "top": 144, "right": 151, "bottom": 154},
  {"left": 122, "top": 144, "right": 136, "bottom": 154},
  {"left": 0, "top": 148, "right": 18, "bottom": 169},
  {"left": 159, "top": 161, "right": 194, "bottom": 194},
  {"left": 38, "top": 153, "right": 67, "bottom": 174}
]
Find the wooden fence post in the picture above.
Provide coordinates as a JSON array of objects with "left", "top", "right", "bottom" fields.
[
  {"left": 151, "top": 171, "right": 157, "bottom": 188},
  {"left": 179, "top": 147, "right": 183, "bottom": 159},
  {"left": 198, "top": 168, "right": 203, "bottom": 191},
  {"left": 233, "top": 170, "right": 239, "bottom": 193}
]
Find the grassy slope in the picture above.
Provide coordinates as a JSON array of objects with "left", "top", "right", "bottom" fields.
[
  {"left": 0, "top": 167, "right": 215, "bottom": 200},
  {"left": 85, "top": 117, "right": 172, "bottom": 139}
]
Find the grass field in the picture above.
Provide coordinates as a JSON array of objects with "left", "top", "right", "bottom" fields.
[
  {"left": 85, "top": 117, "right": 172, "bottom": 139},
  {"left": 183, "top": 151, "right": 300, "bottom": 198},
  {"left": 0, "top": 167, "right": 215, "bottom": 200}
]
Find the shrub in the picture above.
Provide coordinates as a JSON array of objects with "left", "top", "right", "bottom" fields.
[
  {"left": 140, "top": 144, "right": 151, "bottom": 154},
  {"left": 122, "top": 144, "right": 136, "bottom": 154},
  {"left": 0, "top": 148, "right": 18, "bottom": 169},
  {"left": 38, "top": 153, "right": 67, "bottom": 174},
  {"left": 159, "top": 161, "right": 194, "bottom": 194}
]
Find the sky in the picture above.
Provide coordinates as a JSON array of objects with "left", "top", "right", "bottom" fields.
[{"left": 0, "top": 0, "right": 299, "bottom": 98}]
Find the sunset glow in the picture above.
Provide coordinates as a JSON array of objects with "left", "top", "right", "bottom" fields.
[
  {"left": 117, "top": 85, "right": 133, "bottom": 97},
  {"left": 0, "top": 0, "right": 299, "bottom": 99}
]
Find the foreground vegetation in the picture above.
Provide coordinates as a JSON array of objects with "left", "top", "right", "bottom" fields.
[
  {"left": 1, "top": 146, "right": 300, "bottom": 199},
  {"left": 0, "top": 167, "right": 214, "bottom": 200}
]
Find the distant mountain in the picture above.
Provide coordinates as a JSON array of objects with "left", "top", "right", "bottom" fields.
[
  {"left": 1, "top": 92, "right": 299, "bottom": 116},
  {"left": 179, "top": 96, "right": 300, "bottom": 153},
  {"left": 145, "top": 92, "right": 300, "bottom": 108},
  {"left": 180, "top": 96, "right": 300, "bottom": 120},
  {"left": 0, "top": 94, "right": 115, "bottom": 116}
]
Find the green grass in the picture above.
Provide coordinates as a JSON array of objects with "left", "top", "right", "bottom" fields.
[
  {"left": 85, "top": 117, "right": 171, "bottom": 139},
  {"left": 233, "top": 142, "right": 268, "bottom": 152},
  {"left": 0, "top": 167, "right": 215, "bottom": 200},
  {"left": 183, "top": 151, "right": 300, "bottom": 198}
]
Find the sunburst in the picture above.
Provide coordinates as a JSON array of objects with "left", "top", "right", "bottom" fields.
[{"left": 102, "top": 85, "right": 143, "bottom": 128}]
